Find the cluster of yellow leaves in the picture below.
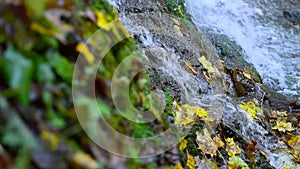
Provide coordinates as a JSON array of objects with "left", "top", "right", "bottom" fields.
[
  {"left": 225, "top": 138, "right": 241, "bottom": 157},
  {"left": 228, "top": 156, "right": 249, "bottom": 169},
  {"left": 173, "top": 101, "right": 208, "bottom": 126},
  {"left": 272, "top": 121, "right": 295, "bottom": 132},
  {"left": 239, "top": 101, "right": 262, "bottom": 121},
  {"left": 196, "top": 128, "right": 224, "bottom": 157},
  {"left": 288, "top": 135, "right": 300, "bottom": 160}
]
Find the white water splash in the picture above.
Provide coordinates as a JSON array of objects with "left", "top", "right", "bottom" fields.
[{"left": 186, "top": 0, "right": 300, "bottom": 95}]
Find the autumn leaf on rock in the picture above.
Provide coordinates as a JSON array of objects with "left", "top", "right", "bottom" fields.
[
  {"left": 183, "top": 104, "right": 208, "bottom": 118},
  {"left": 272, "top": 121, "right": 295, "bottom": 132},
  {"left": 173, "top": 101, "right": 208, "bottom": 126},
  {"left": 287, "top": 135, "right": 300, "bottom": 160},
  {"left": 239, "top": 101, "right": 262, "bottom": 121},
  {"left": 225, "top": 138, "right": 241, "bottom": 157},
  {"left": 196, "top": 128, "right": 223, "bottom": 157}
]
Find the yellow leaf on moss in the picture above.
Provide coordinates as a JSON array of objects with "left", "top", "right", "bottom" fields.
[
  {"left": 281, "top": 166, "right": 291, "bottom": 169},
  {"left": 175, "top": 163, "right": 184, "bottom": 169},
  {"left": 226, "top": 138, "right": 241, "bottom": 157},
  {"left": 76, "top": 42, "right": 95, "bottom": 65},
  {"left": 179, "top": 139, "right": 188, "bottom": 151},
  {"left": 272, "top": 122, "right": 295, "bottom": 132},
  {"left": 187, "top": 154, "right": 196, "bottom": 169}
]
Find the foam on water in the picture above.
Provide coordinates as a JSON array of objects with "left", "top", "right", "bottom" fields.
[{"left": 186, "top": 0, "right": 300, "bottom": 95}]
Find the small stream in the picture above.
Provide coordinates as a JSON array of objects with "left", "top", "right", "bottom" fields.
[
  {"left": 186, "top": 0, "right": 300, "bottom": 95},
  {"left": 109, "top": 0, "right": 299, "bottom": 167}
]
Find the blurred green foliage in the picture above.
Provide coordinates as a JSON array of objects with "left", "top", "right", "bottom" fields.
[{"left": 0, "top": 0, "right": 174, "bottom": 168}]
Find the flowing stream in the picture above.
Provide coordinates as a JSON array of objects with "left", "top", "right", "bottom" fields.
[
  {"left": 186, "top": 0, "right": 300, "bottom": 96},
  {"left": 109, "top": 0, "right": 299, "bottom": 167}
]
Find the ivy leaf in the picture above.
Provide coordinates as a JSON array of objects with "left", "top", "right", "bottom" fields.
[
  {"left": 47, "top": 51, "right": 72, "bottom": 82},
  {"left": 226, "top": 138, "right": 241, "bottom": 157},
  {"left": 228, "top": 156, "right": 249, "bottom": 169},
  {"left": 4, "top": 44, "right": 33, "bottom": 105}
]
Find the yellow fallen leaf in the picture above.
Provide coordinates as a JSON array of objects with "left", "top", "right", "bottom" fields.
[
  {"left": 71, "top": 152, "right": 98, "bottom": 169},
  {"left": 272, "top": 122, "right": 295, "bottom": 132},
  {"left": 281, "top": 166, "right": 291, "bottom": 169},
  {"left": 175, "top": 163, "right": 184, "bottom": 169},
  {"left": 76, "top": 42, "right": 95, "bottom": 65},
  {"left": 183, "top": 104, "right": 208, "bottom": 118},
  {"left": 276, "top": 110, "right": 288, "bottom": 117},
  {"left": 187, "top": 154, "right": 196, "bottom": 169},
  {"left": 213, "top": 136, "right": 224, "bottom": 148},
  {"left": 174, "top": 25, "right": 184, "bottom": 36},
  {"left": 179, "top": 139, "right": 188, "bottom": 151},
  {"left": 196, "top": 128, "right": 218, "bottom": 157},
  {"left": 239, "top": 101, "right": 262, "bottom": 121},
  {"left": 288, "top": 135, "right": 300, "bottom": 147},
  {"left": 242, "top": 71, "right": 252, "bottom": 80},
  {"left": 31, "top": 22, "right": 56, "bottom": 36},
  {"left": 226, "top": 138, "right": 241, "bottom": 157},
  {"left": 198, "top": 56, "right": 216, "bottom": 74},
  {"left": 96, "top": 11, "right": 110, "bottom": 30}
]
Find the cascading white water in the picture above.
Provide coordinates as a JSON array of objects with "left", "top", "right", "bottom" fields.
[{"left": 186, "top": 0, "right": 300, "bottom": 95}]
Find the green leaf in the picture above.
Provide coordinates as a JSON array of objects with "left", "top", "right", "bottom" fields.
[
  {"left": 46, "top": 51, "right": 72, "bottom": 82},
  {"left": 4, "top": 44, "right": 33, "bottom": 105},
  {"left": 228, "top": 156, "right": 249, "bottom": 169},
  {"left": 23, "top": 0, "right": 48, "bottom": 17},
  {"left": 36, "top": 63, "right": 55, "bottom": 83}
]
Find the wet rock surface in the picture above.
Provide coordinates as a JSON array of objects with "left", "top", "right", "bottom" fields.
[{"left": 116, "top": 0, "right": 299, "bottom": 168}]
